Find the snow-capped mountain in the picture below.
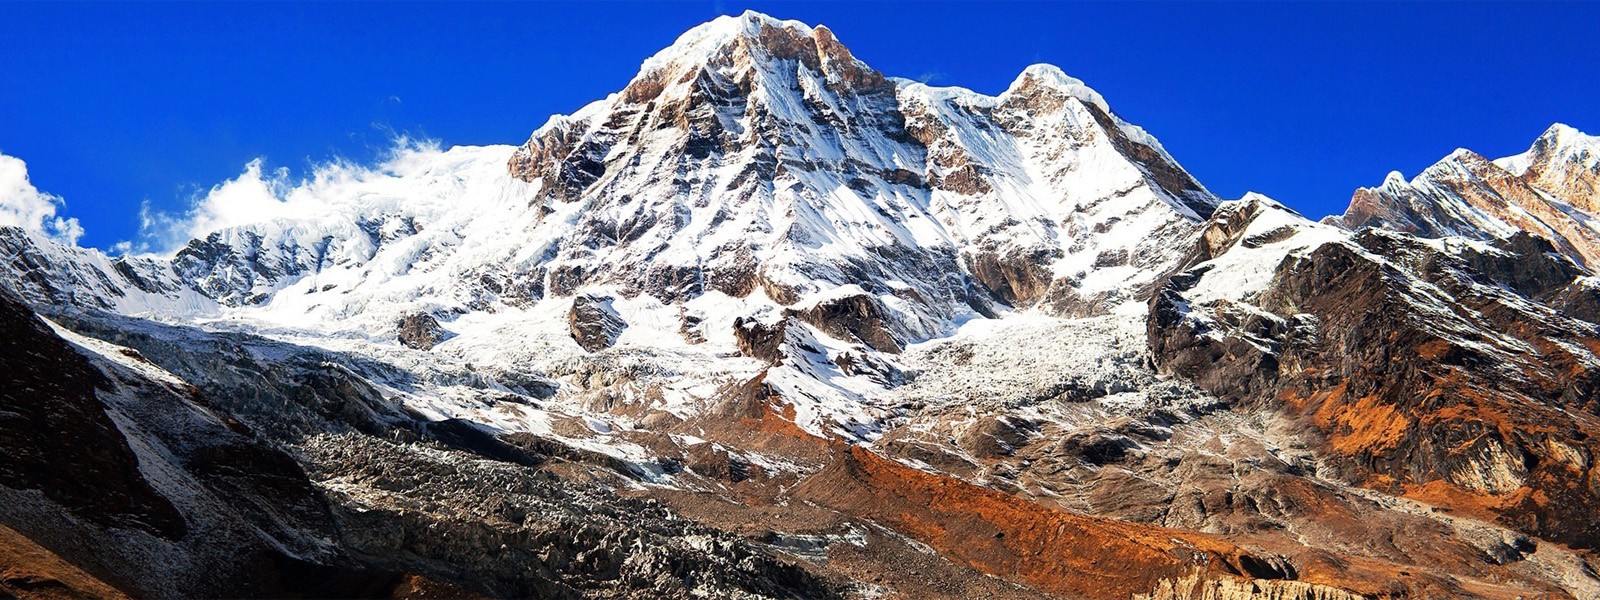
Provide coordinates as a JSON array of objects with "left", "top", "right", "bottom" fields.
[
  {"left": 1331, "top": 123, "right": 1600, "bottom": 266},
  {"left": 2, "top": 12, "right": 1233, "bottom": 443},
  {"left": 4, "top": 11, "right": 1600, "bottom": 600},
  {"left": 508, "top": 13, "right": 1215, "bottom": 319}
]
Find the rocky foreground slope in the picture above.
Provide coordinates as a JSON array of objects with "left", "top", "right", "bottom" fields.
[{"left": 4, "top": 11, "right": 1600, "bottom": 599}]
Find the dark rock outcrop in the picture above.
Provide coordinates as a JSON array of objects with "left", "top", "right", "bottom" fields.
[
  {"left": 300, "top": 433, "right": 844, "bottom": 600},
  {"left": 733, "top": 317, "right": 791, "bottom": 364},
  {"left": 965, "top": 248, "right": 1057, "bottom": 307},
  {"left": 0, "top": 289, "right": 186, "bottom": 540},
  {"left": 789, "top": 292, "right": 903, "bottom": 354},
  {"left": 568, "top": 295, "right": 627, "bottom": 352},
  {"left": 0, "top": 289, "right": 458, "bottom": 598},
  {"left": 396, "top": 312, "right": 447, "bottom": 350}
]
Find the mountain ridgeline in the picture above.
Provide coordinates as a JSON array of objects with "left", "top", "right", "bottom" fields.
[{"left": 4, "top": 11, "right": 1600, "bottom": 600}]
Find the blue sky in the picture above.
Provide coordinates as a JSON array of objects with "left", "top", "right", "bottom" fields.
[{"left": 1, "top": 2, "right": 1595, "bottom": 250}]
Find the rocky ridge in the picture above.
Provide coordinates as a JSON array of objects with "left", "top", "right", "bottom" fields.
[{"left": 1331, "top": 124, "right": 1600, "bottom": 267}]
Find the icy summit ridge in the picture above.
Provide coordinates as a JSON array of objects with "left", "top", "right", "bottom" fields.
[
  {"left": 499, "top": 9, "right": 1224, "bottom": 347},
  {"left": 1495, "top": 121, "right": 1600, "bottom": 177},
  {"left": 638, "top": 12, "right": 1121, "bottom": 115},
  {"left": 637, "top": 10, "right": 824, "bottom": 75},
  {"left": 528, "top": 11, "right": 1194, "bottom": 204},
  {"left": 1002, "top": 63, "right": 1178, "bottom": 157}
]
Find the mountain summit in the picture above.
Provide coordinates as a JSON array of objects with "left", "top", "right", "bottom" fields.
[{"left": 507, "top": 9, "right": 1217, "bottom": 332}]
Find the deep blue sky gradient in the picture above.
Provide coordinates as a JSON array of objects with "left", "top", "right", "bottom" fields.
[{"left": 2, "top": 2, "right": 1595, "bottom": 249}]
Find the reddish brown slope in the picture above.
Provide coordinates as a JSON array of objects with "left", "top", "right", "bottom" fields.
[{"left": 1152, "top": 221, "right": 1600, "bottom": 551}]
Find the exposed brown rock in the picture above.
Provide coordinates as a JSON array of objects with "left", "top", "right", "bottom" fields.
[
  {"left": 789, "top": 445, "right": 1308, "bottom": 600},
  {"left": 1138, "top": 571, "right": 1364, "bottom": 600},
  {"left": 955, "top": 415, "right": 1038, "bottom": 459},
  {"left": 0, "top": 523, "right": 126, "bottom": 600},
  {"left": 385, "top": 574, "right": 492, "bottom": 600},
  {"left": 568, "top": 294, "right": 627, "bottom": 352},
  {"left": 733, "top": 317, "right": 791, "bottom": 364},
  {"left": 965, "top": 248, "right": 1057, "bottom": 306},
  {"left": 788, "top": 292, "right": 902, "bottom": 353},
  {"left": 396, "top": 312, "right": 446, "bottom": 350},
  {"left": 507, "top": 117, "right": 609, "bottom": 203},
  {"left": 1150, "top": 224, "right": 1600, "bottom": 550},
  {"left": 1193, "top": 199, "right": 1272, "bottom": 266}
]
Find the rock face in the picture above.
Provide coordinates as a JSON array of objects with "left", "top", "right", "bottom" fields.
[
  {"left": 5, "top": 10, "right": 1600, "bottom": 600},
  {"left": 733, "top": 315, "right": 794, "bottom": 364},
  {"left": 789, "top": 292, "right": 903, "bottom": 353},
  {"left": 1152, "top": 195, "right": 1600, "bottom": 550},
  {"left": 0, "top": 288, "right": 186, "bottom": 540},
  {"left": 568, "top": 294, "right": 627, "bottom": 352},
  {"left": 788, "top": 445, "right": 1291, "bottom": 600},
  {"left": 0, "top": 289, "right": 410, "bottom": 598},
  {"left": 396, "top": 312, "right": 447, "bottom": 350},
  {"left": 299, "top": 434, "right": 841, "bottom": 600},
  {"left": 1138, "top": 572, "right": 1365, "bottom": 600},
  {"left": 0, "top": 522, "right": 127, "bottom": 600}
]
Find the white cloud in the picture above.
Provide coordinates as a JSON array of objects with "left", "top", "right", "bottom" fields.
[
  {"left": 0, "top": 152, "right": 84, "bottom": 245},
  {"left": 182, "top": 158, "right": 294, "bottom": 237},
  {"left": 138, "top": 136, "right": 444, "bottom": 252}
]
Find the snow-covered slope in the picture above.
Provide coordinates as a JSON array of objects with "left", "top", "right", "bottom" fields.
[{"left": 0, "top": 225, "right": 214, "bottom": 315}]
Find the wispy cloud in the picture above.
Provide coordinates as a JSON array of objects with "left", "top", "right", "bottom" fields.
[{"left": 136, "top": 136, "right": 443, "bottom": 253}]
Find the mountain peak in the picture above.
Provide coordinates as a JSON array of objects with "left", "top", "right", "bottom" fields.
[
  {"left": 1496, "top": 123, "right": 1597, "bottom": 176},
  {"left": 506, "top": 11, "right": 1222, "bottom": 314},
  {"left": 1333, "top": 124, "right": 1600, "bottom": 266},
  {"left": 1429, "top": 147, "right": 1497, "bottom": 178},
  {"left": 1004, "top": 64, "right": 1112, "bottom": 115},
  {"left": 1541, "top": 122, "right": 1594, "bottom": 145},
  {"left": 1531, "top": 122, "right": 1599, "bottom": 165},
  {"left": 616, "top": 11, "right": 886, "bottom": 111},
  {"left": 696, "top": 10, "right": 814, "bottom": 44},
  {"left": 636, "top": 12, "right": 820, "bottom": 76}
]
